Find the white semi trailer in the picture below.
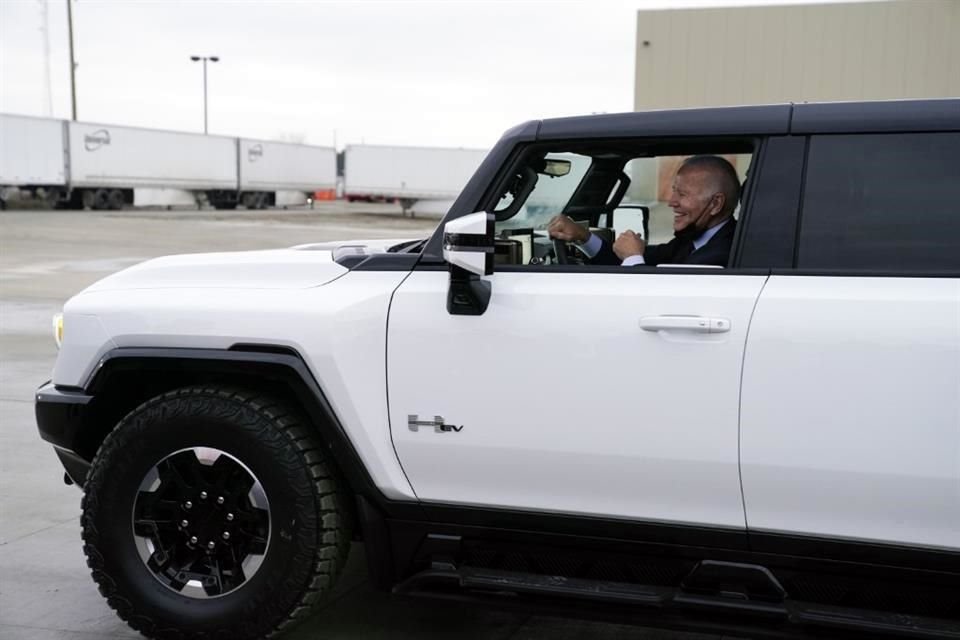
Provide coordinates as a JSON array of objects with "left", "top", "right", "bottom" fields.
[
  {"left": 0, "top": 113, "right": 67, "bottom": 207},
  {"left": 68, "top": 121, "right": 237, "bottom": 210},
  {"left": 0, "top": 113, "right": 337, "bottom": 210},
  {"left": 342, "top": 144, "right": 488, "bottom": 215},
  {"left": 236, "top": 139, "right": 337, "bottom": 209}
]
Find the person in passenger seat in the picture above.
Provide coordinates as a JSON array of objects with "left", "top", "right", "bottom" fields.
[{"left": 547, "top": 155, "right": 740, "bottom": 267}]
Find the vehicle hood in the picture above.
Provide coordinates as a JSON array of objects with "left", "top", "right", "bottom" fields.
[{"left": 78, "top": 238, "right": 412, "bottom": 293}]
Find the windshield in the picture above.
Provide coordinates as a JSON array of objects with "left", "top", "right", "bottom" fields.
[{"left": 496, "top": 152, "right": 591, "bottom": 230}]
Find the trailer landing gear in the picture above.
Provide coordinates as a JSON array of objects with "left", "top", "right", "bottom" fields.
[{"left": 399, "top": 198, "right": 417, "bottom": 217}]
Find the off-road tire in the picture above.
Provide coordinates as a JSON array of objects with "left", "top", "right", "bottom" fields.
[{"left": 81, "top": 386, "right": 351, "bottom": 640}]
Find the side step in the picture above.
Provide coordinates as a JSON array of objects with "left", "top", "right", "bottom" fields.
[
  {"left": 394, "top": 564, "right": 960, "bottom": 639},
  {"left": 461, "top": 566, "right": 670, "bottom": 606}
]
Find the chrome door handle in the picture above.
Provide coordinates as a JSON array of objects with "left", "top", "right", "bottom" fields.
[{"left": 639, "top": 315, "right": 730, "bottom": 333}]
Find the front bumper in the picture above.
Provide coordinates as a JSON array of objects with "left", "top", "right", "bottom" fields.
[{"left": 35, "top": 381, "right": 95, "bottom": 487}]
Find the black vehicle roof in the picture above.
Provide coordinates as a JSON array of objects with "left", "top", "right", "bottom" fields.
[{"left": 534, "top": 98, "right": 960, "bottom": 140}]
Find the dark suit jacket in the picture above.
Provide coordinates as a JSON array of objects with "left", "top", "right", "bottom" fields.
[{"left": 592, "top": 218, "right": 737, "bottom": 267}]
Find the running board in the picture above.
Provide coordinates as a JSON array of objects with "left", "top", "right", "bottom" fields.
[
  {"left": 394, "top": 565, "right": 960, "bottom": 639},
  {"left": 461, "top": 566, "right": 670, "bottom": 606}
]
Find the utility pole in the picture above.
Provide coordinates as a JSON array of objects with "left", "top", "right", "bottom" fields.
[
  {"left": 67, "top": 0, "right": 77, "bottom": 120},
  {"left": 39, "top": 0, "right": 54, "bottom": 116},
  {"left": 190, "top": 55, "right": 219, "bottom": 134}
]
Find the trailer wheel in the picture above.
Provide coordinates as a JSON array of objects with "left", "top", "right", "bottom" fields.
[
  {"left": 81, "top": 386, "right": 352, "bottom": 640},
  {"left": 92, "top": 189, "right": 111, "bottom": 210},
  {"left": 108, "top": 190, "right": 125, "bottom": 210}
]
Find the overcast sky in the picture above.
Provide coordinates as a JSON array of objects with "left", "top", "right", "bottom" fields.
[{"left": 1, "top": 0, "right": 885, "bottom": 149}]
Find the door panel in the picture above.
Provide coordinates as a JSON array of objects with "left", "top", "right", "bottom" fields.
[
  {"left": 741, "top": 276, "right": 960, "bottom": 550},
  {"left": 387, "top": 270, "right": 766, "bottom": 529}
]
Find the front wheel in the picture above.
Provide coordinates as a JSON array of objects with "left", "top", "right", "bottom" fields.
[{"left": 81, "top": 386, "right": 351, "bottom": 639}]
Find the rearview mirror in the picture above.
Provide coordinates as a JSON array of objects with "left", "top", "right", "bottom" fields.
[{"left": 539, "top": 158, "right": 572, "bottom": 177}]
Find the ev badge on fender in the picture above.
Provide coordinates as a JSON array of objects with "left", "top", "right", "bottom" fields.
[{"left": 407, "top": 415, "right": 464, "bottom": 433}]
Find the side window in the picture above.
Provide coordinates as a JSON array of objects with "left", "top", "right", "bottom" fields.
[
  {"left": 496, "top": 153, "right": 591, "bottom": 231},
  {"left": 799, "top": 133, "right": 960, "bottom": 272},
  {"left": 489, "top": 141, "right": 754, "bottom": 269}
]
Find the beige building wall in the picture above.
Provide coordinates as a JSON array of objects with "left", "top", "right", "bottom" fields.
[{"left": 634, "top": 0, "right": 960, "bottom": 111}]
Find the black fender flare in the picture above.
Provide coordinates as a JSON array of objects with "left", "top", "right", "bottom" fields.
[{"left": 78, "top": 345, "right": 416, "bottom": 519}]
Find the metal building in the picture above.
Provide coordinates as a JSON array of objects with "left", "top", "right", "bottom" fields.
[{"left": 634, "top": 0, "right": 960, "bottom": 111}]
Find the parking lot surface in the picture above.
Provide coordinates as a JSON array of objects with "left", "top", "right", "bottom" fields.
[{"left": 0, "top": 205, "right": 725, "bottom": 640}]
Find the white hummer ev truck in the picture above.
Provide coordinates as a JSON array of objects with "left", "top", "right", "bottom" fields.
[{"left": 37, "top": 100, "right": 959, "bottom": 639}]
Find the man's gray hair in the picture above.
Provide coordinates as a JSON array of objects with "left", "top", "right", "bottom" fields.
[{"left": 679, "top": 155, "right": 741, "bottom": 215}]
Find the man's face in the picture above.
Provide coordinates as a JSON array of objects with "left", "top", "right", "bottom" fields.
[{"left": 667, "top": 168, "right": 719, "bottom": 233}]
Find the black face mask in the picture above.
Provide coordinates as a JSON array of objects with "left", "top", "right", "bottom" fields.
[{"left": 673, "top": 196, "right": 716, "bottom": 244}]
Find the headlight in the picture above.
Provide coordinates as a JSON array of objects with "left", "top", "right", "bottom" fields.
[{"left": 53, "top": 313, "right": 64, "bottom": 349}]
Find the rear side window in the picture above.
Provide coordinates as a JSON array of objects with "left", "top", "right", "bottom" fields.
[{"left": 798, "top": 132, "right": 960, "bottom": 273}]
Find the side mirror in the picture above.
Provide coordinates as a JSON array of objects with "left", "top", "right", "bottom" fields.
[
  {"left": 443, "top": 211, "right": 494, "bottom": 276},
  {"left": 443, "top": 211, "right": 494, "bottom": 316}
]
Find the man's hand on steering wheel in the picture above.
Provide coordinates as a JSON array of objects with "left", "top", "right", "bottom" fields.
[
  {"left": 547, "top": 215, "right": 590, "bottom": 244},
  {"left": 547, "top": 215, "right": 590, "bottom": 265}
]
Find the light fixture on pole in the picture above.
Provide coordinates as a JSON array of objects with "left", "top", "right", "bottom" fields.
[{"left": 190, "top": 55, "right": 219, "bottom": 134}]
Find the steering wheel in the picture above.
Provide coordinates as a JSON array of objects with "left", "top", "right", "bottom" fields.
[{"left": 552, "top": 238, "right": 569, "bottom": 265}]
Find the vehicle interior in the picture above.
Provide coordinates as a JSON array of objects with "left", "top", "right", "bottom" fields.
[{"left": 488, "top": 141, "right": 754, "bottom": 268}]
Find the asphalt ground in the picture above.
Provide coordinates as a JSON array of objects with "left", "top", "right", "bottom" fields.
[{"left": 0, "top": 204, "right": 725, "bottom": 640}]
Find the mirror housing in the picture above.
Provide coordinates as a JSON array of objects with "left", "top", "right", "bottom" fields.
[
  {"left": 444, "top": 211, "right": 494, "bottom": 316},
  {"left": 443, "top": 211, "right": 494, "bottom": 276}
]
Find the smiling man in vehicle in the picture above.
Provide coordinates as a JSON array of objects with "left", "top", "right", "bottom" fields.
[{"left": 547, "top": 155, "right": 740, "bottom": 267}]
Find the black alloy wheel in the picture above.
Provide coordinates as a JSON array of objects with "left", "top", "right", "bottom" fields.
[{"left": 132, "top": 446, "right": 270, "bottom": 599}]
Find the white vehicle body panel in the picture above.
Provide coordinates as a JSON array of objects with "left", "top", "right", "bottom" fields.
[
  {"left": 54, "top": 263, "right": 416, "bottom": 501},
  {"left": 0, "top": 113, "right": 66, "bottom": 186},
  {"left": 68, "top": 121, "right": 237, "bottom": 190},
  {"left": 79, "top": 248, "right": 349, "bottom": 293},
  {"left": 741, "top": 276, "right": 960, "bottom": 551},
  {"left": 238, "top": 139, "right": 336, "bottom": 192},
  {"left": 387, "top": 270, "right": 767, "bottom": 528},
  {"left": 344, "top": 144, "right": 487, "bottom": 200}
]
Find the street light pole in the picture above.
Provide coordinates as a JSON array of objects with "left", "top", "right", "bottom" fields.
[
  {"left": 67, "top": 0, "right": 77, "bottom": 120},
  {"left": 190, "top": 55, "right": 219, "bottom": 134}
]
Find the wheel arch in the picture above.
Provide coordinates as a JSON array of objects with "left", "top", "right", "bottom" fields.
[{"left": 76, "top": 345, "right": 380, "bottom": 526}]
